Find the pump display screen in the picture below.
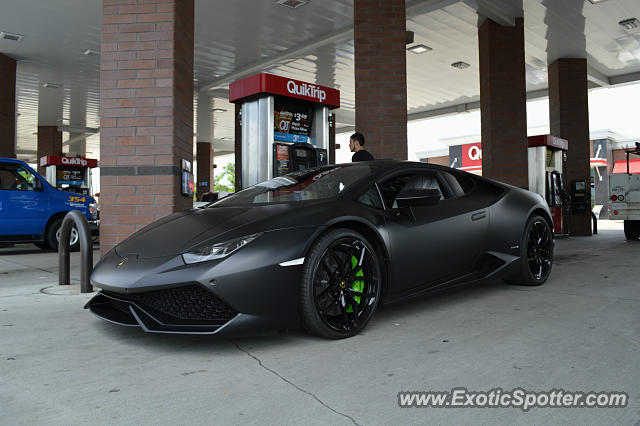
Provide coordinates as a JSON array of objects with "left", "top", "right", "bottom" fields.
[
  {"left": 274, "top": 97, "right": 314, "bottom": 144},
  {"left": 56, "top": 167, "right": 85, "bottom": 187}
]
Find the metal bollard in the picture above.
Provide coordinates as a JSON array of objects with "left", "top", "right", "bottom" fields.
[{"left": 58, "top": 210, "right": 94, "bottom": 293}]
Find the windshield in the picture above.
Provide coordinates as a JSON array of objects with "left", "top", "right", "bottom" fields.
[{"left": 211, "top": 164, "right": 375, "bottom": 207}]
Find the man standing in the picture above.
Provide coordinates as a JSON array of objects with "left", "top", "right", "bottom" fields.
[{"left": 349, "top": 132, "right": 375, "bottom": 162}]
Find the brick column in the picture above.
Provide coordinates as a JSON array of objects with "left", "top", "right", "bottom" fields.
[
  {"left": 196, "top": 142, "right": 213, "bottom": 196},
  {"left": 0, "top": 53, "right": 17, "bottom": 158},
  {"left": 478, "top": 18, "right": 528, "bottom": 188},
  {"left": 548, "top": 58, "right": 591, "bottom": 236},
  {"left": 354, "top": 0, "right": 407, "bottom": 160},
  {"left": 36, "top": 126, "right": 63, "bottom": 175},
  {"left": 99, "top": 0, "right": 194, "bottom": 255}
]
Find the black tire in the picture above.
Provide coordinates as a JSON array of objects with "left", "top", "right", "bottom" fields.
[
  {"left": 46, "top": 218, "right": 80, "bottom": 252},
  {"left": 34, "top": 242, "right": 52, "bottom": 250},
  {"left": 300, "top": 228, "right": 382, "bottom": 339},
  {"left": 505, "top": 215, "right": 554, "bottom": 286},
  {"left": 624, "top": 220, "right": 640, "bottom": 240}
]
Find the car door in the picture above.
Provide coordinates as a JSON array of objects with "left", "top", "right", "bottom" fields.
[
  {"left": 0, "top": 162, "right": 47, "bottom": 237},
  {"left": 379, "top": 169, "right": 488, "bottom": 296}
]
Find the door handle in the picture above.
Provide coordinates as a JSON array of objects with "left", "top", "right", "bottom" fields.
[{"left": 471, "top": 211, "right": 486, "bottom": 221}]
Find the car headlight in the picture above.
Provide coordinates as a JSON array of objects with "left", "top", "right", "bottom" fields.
[
  {"left": 89, "top": 202, "right": 98, "bottom": 220},
  {"left": 182, "top": 233, "right": 261, "bottom": 264}
]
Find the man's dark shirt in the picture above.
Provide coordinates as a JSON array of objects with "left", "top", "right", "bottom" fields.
[{"left": 352, "top": 149, "right": 374, "bottom": 162}]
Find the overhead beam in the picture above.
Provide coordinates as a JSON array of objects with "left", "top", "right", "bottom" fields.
[
  {"left": 200, "top": 28, "right": 352, "bottom": 92},
  {"left": 587, "top": 66, "right": 610, "bottom": 87},
  {"left": 609, "top": 71, "right": 640, "bottom": 86},
  {"left": 200, "top": 0, "right": 462, "bottom": 93}
]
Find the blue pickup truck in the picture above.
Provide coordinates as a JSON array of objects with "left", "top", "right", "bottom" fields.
[{"left": 0, "top": 157, "right": 98, "bottom": 250}]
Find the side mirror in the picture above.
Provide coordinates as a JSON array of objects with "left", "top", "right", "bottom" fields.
[
  {"left": 34, "top": 179, "right": 43, "bottom": 191},
  {"left": 395, "top": 188, "right": 441, "bottom": 208}
]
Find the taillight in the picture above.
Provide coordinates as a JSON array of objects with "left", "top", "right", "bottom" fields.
[
  {"left": 614, "top": 210, "right": 619, "bottom": 215},
  {"left": 618, "top": 195, "right": 625, "bottom": 201},
  {"left": 611, "top": 195, "right": 617, "bottom": 201}
]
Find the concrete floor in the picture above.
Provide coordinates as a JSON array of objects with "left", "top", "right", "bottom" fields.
[{"left": 1, "top": 221, "right": 639, "bottom": 425}]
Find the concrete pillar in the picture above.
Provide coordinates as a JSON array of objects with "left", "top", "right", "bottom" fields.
[
  {"left": 99, "top": 0, "right": 194, "bottom": 255},
  {"left": 0, "top": 53, "right": 17, "bottom": 158},
  {"left": 354, "top": 0, "right": 407, "bottom": 160},
  {"left": 548, "top": 58, "right": 591, "bottom": 236},
  {"left": 478, "top": 18, "right": 528, "bottom": 188},
  {"left": 68, "top": 134, "right": 87, "bottom": 157},
  {"left": 196, "top": 142, "right": 213, "bottom": 195},
  {"left": 36, "top": 126, "right": 63, "bottom": 175}
]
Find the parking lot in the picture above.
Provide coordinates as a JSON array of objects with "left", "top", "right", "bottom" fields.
[{"left": 1, "top": 221, "right": 638, "bottom": 425}]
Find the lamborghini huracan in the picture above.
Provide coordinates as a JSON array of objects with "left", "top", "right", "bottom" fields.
[{"left": 86, "top": 160, "right": 554, "bottom": 339}]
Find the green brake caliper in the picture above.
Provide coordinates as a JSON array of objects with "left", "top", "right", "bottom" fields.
[{"left": 346, "top": 254, "right": 364, "bottom": 313}]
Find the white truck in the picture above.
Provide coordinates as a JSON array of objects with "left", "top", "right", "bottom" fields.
[{"left": 609, "top": 143, "right": 640, "bottom": 240}]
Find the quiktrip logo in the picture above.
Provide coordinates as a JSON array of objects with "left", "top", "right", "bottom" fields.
[
  {"left": 61, "top": 157, "right": 88, "bottom": 167},
  {"left": 287, "top": 81, "right": 327, "bottom": 103}
]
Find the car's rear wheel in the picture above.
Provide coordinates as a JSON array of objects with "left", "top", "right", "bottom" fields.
[
  {"left": 300, "top": 228, "right": 381, "bottom": 339},
  {"left": 624, "top": 220, "right": 640, "bottom": 240},
  {"left": 506, "top": 215, "right": 553, "bottom": 286}
]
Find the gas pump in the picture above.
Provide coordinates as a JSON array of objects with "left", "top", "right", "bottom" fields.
[
  {"left": 39, "top": 155, "right": 98, "bottom": 196},
  {"left": 229, "top": 73, "right": 340, "bottom": 189},
  {"left": 528, "top": 135, "right": 569, "bottom": 234}
]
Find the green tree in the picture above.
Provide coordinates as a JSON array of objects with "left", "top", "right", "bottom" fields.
[{"left": 214, "top": 163, "right": 235, "bottom": 192}]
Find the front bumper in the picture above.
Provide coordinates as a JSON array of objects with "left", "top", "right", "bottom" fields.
[
  {"left": 85, "top": 284, "right": 241, "bottom": 334},
  {"left": 86, "top": 227, "right": 316, "bottom": 334}
]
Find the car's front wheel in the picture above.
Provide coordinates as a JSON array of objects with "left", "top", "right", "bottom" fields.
[
  {"left": 506, "top": 215, "right": 554, "bottom": 286},
  {"left": 46, "top": 218, "right": 80, "bottom": 252},
  {"left": 300, "top": 228, "right": 381, "bottom": 339}
]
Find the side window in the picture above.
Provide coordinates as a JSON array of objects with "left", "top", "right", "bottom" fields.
[
  {"left": 357, "top": 186, "right": 383, "bottom": 209},
  {"left": 378, "top": 172, "right": 444, "bottom": 208},
  {"left": 0, "top": 163, "right": 38, "bottom": 191}
]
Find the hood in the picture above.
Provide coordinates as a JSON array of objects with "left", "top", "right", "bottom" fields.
[{"left": 115, "top": 204, "right": 294, "bottom": 259}]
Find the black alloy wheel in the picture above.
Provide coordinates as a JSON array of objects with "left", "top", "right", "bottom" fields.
[
  {"left": 300, "top": 229, "right": 381, "bottom": 339},
  {"left": 526, "top": 219, "right": 553, "bottom": 281},
  {"left": 506, "top": 215, "right": 553, "bottom": 286}
]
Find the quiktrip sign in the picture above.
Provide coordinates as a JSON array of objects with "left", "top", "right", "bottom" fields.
[
  {"left": 40, "top": 155, "right": 98, "bottom": 168},
  {"left": 229, "top": 73, "right": 340, "bottom": 108}
]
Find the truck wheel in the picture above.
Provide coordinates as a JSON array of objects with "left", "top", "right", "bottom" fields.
[
  {"left": 46, "top": 218, "right": 80, "bottom": 251},
  {"left": 624, "top": 220, "right": 640, "bottom": 240}
]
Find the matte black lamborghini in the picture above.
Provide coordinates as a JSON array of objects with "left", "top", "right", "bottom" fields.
[{"left": 86, "top": 160, "right": 554, "bottom": 339}]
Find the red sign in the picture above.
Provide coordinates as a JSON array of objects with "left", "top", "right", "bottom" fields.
[
  {"left": 528, "top": 135, "right": 568, "bottom": 151},
  {"left": 461, "top": 142, "right": 482, "bottom": 171},
  {"left": 40, "top": 155, "right": 98, "bottom": 168},
  {"left": 229, "top": 73, "right": 340, "bottom": 108}
]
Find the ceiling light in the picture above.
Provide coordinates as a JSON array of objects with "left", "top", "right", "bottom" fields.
[
  {"left": 619, "top": 18, "right": 640, "bottom": 31},
  {"left": 276, "top": 0, "right": 308, "bottom": 9},
  {"left": 587, "top": 0, "right": 609, "bottom": 3},
  {"left": 407, "top": 44, "right": 432, "bottom": 54},
  {"left": 212, "top": 108, "right": 227, "bottom": 113},
  {"left": 43, "top": 83, "right": 61, "bottom": 89},
  {"left": 0, "top": 31, "right": 23, "bottom": 42},
  {"left": 83, "top": 49, "right": 100, "bottom": 56},
  {"left": 451, "top": 61, "right": 471, "bottom": 70}
]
